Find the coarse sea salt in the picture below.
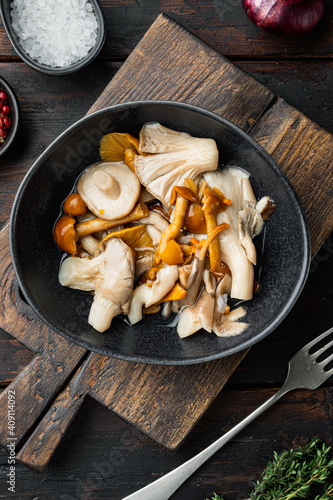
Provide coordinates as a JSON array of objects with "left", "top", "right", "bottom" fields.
[{"left": 11, "top": 0, "right": 98, "bottom": 68}]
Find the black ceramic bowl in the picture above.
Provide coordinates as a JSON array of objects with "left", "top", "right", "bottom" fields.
[
  {"left": 10, "top": 101, "right": 311, "bottom": 365},
  {"left": 0, "top": 0, "right": 106, "bottom": 75},
  {"left": 0, "top": 76, "right": 20, "bottom": 158}
]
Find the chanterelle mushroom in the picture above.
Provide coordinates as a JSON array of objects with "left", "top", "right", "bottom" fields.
[
  {"left": 134, "top": 123, "right": 218, "bottom": 206},
  {"left": 77, "top": 161, "right": 140, "bottom": 220},
  {"left": 59, "top": 238, "right": 135, "bottom": 332}
]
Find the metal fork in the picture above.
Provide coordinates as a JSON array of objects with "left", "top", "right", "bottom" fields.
[{"left": 122, "top": 326, "right": 333, "bottom": 500}]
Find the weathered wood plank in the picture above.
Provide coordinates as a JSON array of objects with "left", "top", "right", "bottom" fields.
[
  {"left": 1, "top": 59, "right": 332, "bottom": 231},
  {"left": 89, "top": 351, "right": 247, "bottom": 451},
  {"left": 90, "top": 14, "right": 276, "bottom": 128},
  {"left": 15, "top": 352, "right": 110, "bottom": 472},
  {"left": 0, "top": 349, "right": 85, "bottom": 448},
  {"left": 1, "top": 386, "right": 332, "bottom": 499},
  {"left": 0, "top": 224, "right": 87, "bottom": 449},
  {"left": 250, "top": 98, "right": 333, "bottom": 256},
  {"left": 0, "top": 329, "right": 34, "bottom": 385},
  {"left": 237, "top": 61, "right": 333, "bottom": 134},
  {"left": 0, "top": 12, "right": 332, "bottom": 472},
  {"left": 1, "top": 0, "right": 332, "bottom": 60}
]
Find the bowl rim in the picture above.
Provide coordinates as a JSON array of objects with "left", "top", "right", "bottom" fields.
[
  {"left": 0, "top": 75, "right": 21, "bottom": 157},
  {"left": 9, "top": 100, "right": 312, "bottom": 365},
  {"left": 0, "top": 0, "right": 106, "bottom": 75}
]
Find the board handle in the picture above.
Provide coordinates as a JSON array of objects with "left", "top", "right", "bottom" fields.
[{"left": 16, "top": 352, "right": 109, "bottom": 472}]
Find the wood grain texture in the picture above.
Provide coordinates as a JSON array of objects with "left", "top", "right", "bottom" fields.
[
  {"left": 250, "top": 97, "right": 333, "bottom": 256},
  {"left": 0, "top": 329, "right": 34, "bottom": 385},
  {"left": 0, "top": 11, "right": 332, "bottom": 475},
  {"left": 1, "top": 385, "right": 333, "bottom": 499},
  {"left": 0, "top": 219, "right": 246, "bottom": 462},
  {"left": 0, "top": 224, "right": 87, "bottom": 450},
  {"left": 1, "top": 59, "right": 332, "bottom": 231},
  {"left": 15, "top": 352, "right": 110, "bottom": 472},
  {"left": 89, "top": 14, "right": 275, "bottom": 130},
  {"left": 1, "top": 0, "right": 332, "bottom": 60},
  {"left": 90, "top": 352, "right": 247, "bottom": 450}
]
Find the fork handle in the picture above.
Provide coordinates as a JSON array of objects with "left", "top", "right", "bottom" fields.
[{"left": 122, "top": 384, "right": 291, "bottom": 500}]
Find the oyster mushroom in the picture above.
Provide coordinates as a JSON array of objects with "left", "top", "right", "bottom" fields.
[
  {"left": 204, "top": 167, "right": 257, "bottom": 301},
  {"left": 212, "top": 276, "right": 248, "bottom": 337},
  {"left": 238, "top": 206, "right": 264, "bottom": 265},
  {"left": 59, "top": 238, "right": 135, "bottom": 332},
  {"left": 177, "top": 287, "right": 215, "bottom": 338},
  {"left": 256, "top": 196, "right": 276, "bottom": 221},
  {"left": 127, "top": 265, "right": 179, "bottom": 325},
  {"left": 173, "top": 257, "right": 205, "bottom": 312},
  {"left": 77, "top": 161, "right": 141, "bottom": 220},
  {"left": 134, "top": 123, "right": 218, "bottom": 206},
  {"left": 238, "top": 195, "right": 275, "bottom": 265},
  {"left": 79, "top": 235, "right": 100, "bottom": 256}
]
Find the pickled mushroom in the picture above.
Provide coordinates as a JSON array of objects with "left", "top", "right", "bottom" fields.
[
  {"left": 204, "top": 167, "right": 258, "bottom": 301},
  {"left": 177, "top": 287, "right": 215, "bottom": 338},
  {"left": 59, "top": 238, "right": 135, "bottom": 332},
  {"left": 77, "top": 161, "right": 140, "bottom": 220},
  {"left": 127, "top": 265, "right": 179, "bottom": 325},
  {"left": 134, "top": 123, "right": 218, "bottom": 206}
]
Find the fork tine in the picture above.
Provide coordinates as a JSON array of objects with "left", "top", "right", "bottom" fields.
[
  {"left": 325, "top": 366, "right": 333, "bottom": 376},
  {"left": 310, "top": 338, "right": 333, "bottom": 359},
  {"left": 303, "top": 326, "right": 333, "bottom": 352},
  {"left": 318, "top": 352, "right": 333, "bottom": 370}
]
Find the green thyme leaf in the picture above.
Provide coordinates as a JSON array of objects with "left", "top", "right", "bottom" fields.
[{"left": 249, "top": 438, "right": 333, "bottom": 500}]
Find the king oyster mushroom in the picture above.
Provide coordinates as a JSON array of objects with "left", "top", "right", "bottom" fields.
[
  {"left": 77, "top": 161, "right": 141, "bottom": 220},
  {"left": 134, "top": 123, "right": 219, "bottom": 207},
  {"left": 59, "top": 238, "right": 135, "bottom": 332}
]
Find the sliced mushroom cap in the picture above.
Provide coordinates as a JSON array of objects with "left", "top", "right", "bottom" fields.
[
  {"left": 77, "top": 161, "right": 140, "bottom": 220},
  {"left": 134, "top": 123, "right": 218, "bottom": 206}
]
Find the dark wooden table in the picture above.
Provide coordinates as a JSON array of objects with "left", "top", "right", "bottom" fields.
[{"left": 0, "top": 2, "right": 332, "bottom": 499}]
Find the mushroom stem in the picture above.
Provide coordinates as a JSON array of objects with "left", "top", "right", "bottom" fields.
[
  {"left": 88, "top": 292, "right": 121, "bottom": 333},
  {"left": 93, "top": 170, "right": 120, "bottom": 199},
  {"left": 75, "top": 202, "right": 149, "bottom": 239},
  {"left": 204, "top": 211, "right": 221, "bottom": 274},
  {"left": 158, "top": 196, "right": 189, "bottom": 254},
  {"left": 80, "top": 235, "right": 100, "bottom": 256}
]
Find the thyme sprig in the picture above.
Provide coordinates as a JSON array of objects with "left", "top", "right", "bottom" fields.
[
  {"left": 207, "top": 438, "right": 333, "bottom": 500},
  {"left": 250, "top": 438, "right": 333, "bottom": 499}
]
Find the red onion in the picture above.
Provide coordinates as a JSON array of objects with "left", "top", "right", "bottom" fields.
[{"left": 241, "top": 0, "right": 325, "bottom": 36}]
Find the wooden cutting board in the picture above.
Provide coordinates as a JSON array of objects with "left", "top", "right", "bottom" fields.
[{"left": 0, "top": 14, "right": 332, "bottom": 473}]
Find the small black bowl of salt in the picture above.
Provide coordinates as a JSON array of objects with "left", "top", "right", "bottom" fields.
[{"left": 0, "top": 0, "right": 106, "bottom": 75}]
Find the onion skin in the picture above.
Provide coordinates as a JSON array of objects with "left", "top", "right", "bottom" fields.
[{"left": 241, "top": 0, "right": 325, "bottom": 36}]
